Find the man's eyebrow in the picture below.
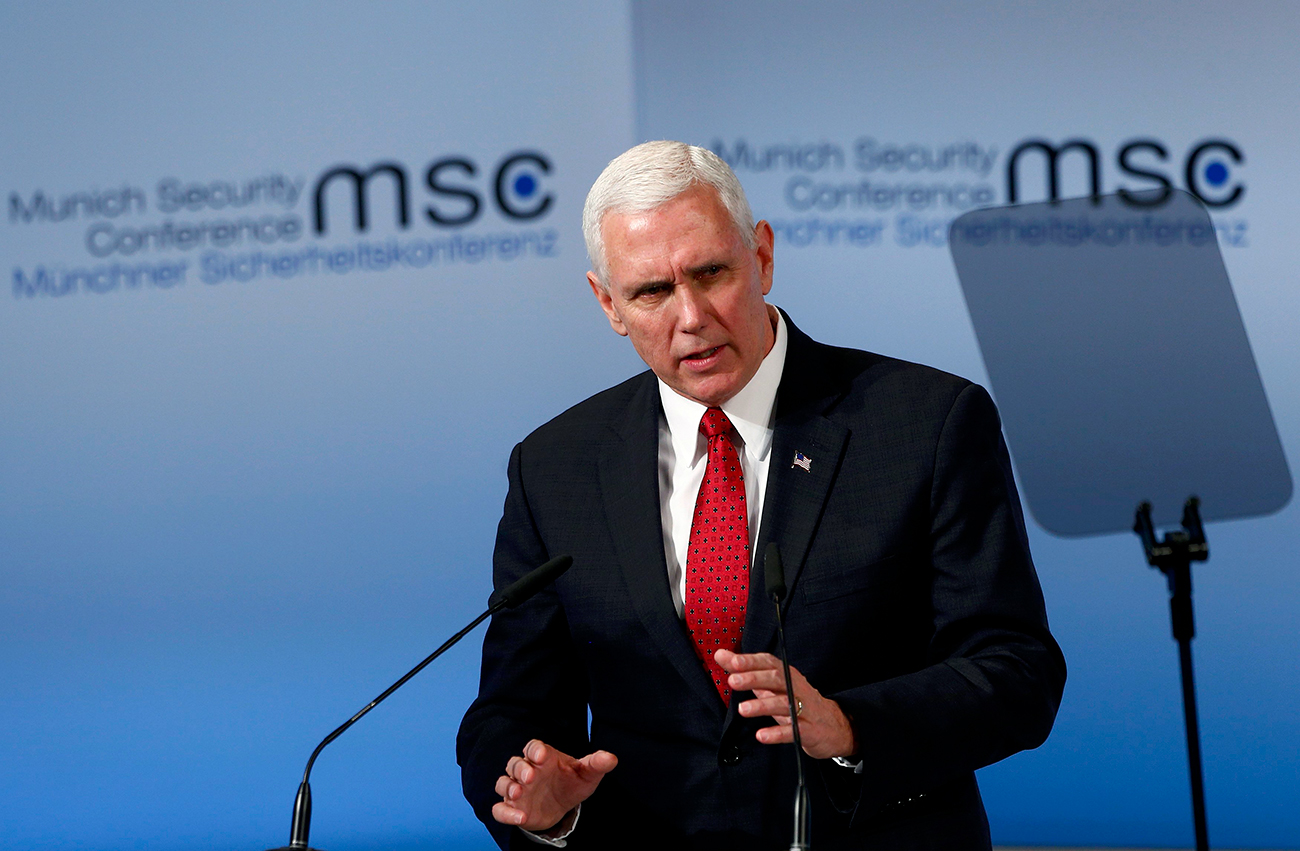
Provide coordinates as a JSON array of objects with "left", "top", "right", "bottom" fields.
[
  {"left": 628, "top": 279, "right": 673, "bottom": 298},
  {"left": 685, "top": 260, "right": 728, "bottom": 277}
]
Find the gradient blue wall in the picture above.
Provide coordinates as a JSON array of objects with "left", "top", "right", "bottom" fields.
[
  {"left": 634, "top": 3, "right": 1300, "bottom": 847},
  {"left": 2, "top": 2, "right": 1296, "bottom": 849}
]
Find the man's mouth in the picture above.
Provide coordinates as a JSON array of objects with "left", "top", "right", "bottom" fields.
[{"left": 682, "top": 346, "right": 721, "bottom": 364}]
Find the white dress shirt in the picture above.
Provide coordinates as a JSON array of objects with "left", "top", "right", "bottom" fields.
[{"left": 657, "top": 308, "right": 787, "bottom": 617}]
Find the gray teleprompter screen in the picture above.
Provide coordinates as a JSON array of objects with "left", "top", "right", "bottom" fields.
[{"left": 949, "top": 189, "right": 1291, "bottom": 537}]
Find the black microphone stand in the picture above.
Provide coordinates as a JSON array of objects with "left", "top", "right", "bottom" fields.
[
  {"left": 765, "top": 544, "right": 810, "bottom": 851},
  {"left": 267, "top": 554, "right": 572, "bottom": 851},
  {"left": 1133, "top": 498, "right": 1210, "bottom": 851}
]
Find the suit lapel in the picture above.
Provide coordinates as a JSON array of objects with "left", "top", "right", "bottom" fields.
[
  {"left": 743, "top": 317, "right": 850, "bottom": 657},
  {"left": 598, "top": 374, "right": 728, "bottom": 718}
]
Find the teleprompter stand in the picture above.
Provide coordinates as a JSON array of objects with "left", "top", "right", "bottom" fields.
[{"left": 1132, "top": 497, "right": 1210, "bottom": 851}]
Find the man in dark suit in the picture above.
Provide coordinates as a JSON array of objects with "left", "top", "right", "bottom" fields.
[{"left": 457, "top": 141, "right": 1065, "bottom": 850}]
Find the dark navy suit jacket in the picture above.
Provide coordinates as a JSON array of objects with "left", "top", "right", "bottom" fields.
[{"left": 457, "top": 314, "right": 1065, "bottom": 850}]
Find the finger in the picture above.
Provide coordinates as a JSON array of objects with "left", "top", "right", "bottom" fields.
[
  {"left": 735, "top": 663, "right": 820, "bottom": 702},
  {"left": 715, "top": 650, "right": 781, "bottom": 672},
  {"left": 524, "top": 739, "right": 550, "bottom": 764},
  {"left": 738, "top": 695, "right": 797, "bottom": 718},
  {"left": 577, "top": 749, "right": 619, "bottom": 777},
  {"left": 494, "top": 775, "right": 516, "bottom": 798},
  {"left": 727, "top": 666, "right": 788, "bottom": 693},
  {"left": 506, "top": 756, "right": 534, "bottom": 784},
  {"left": 755, "top": 723, "right": 795, "bottom": 745},
  {"left": 743, "top": 701, "right": 790, "bottom": 717},
  {"left": 788, "top": 665, "right": 814, "bottom": 693},
  {"left": 492, "top": 801, "right": 528, "bottom": 827}
]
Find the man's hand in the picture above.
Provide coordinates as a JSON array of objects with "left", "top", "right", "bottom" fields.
[
  {"left": 716, "top": 649, "right": 858, "bottom": 760},
  {"left": 491, "top": 739, "right": 618, "bottom": 833}
]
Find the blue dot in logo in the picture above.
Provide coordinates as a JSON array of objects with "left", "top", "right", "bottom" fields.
[
  {"left": 514, "top": 174, "right": 537, "bottom": 198},
  {"left": 1204, "top": 161, "right": 1229, "bottom": 187}
]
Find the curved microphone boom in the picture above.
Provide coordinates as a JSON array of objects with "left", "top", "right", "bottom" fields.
[
  {"left": 267, "top": 554, "right": 573, "bottom": 851},
  {"left": 490, "top": 553, "right": 573, "bottom": 610},
  {"left": 765, "top": 543, "right": 810, "bottom": 851}
]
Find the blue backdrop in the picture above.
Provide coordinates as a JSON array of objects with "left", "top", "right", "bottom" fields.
[{"left": 2, "top": 2, "right": 1297, "bottom": 849}]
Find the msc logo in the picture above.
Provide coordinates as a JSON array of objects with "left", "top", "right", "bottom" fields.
[
  {"left": 1006, "top": 138, "right": 1243, "bottom": 208},
  {"left": 313, "top": 151, "right": 552, "bottom": 234}
]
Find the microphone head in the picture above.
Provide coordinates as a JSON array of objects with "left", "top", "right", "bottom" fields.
[
  {"left": 490, "top": 554, "right": 573, "bottom": 610},
  {"left": 764, "top": 543, "right": 786, "bottom": 602}
]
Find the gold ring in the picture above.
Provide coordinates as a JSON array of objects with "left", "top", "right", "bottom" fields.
[{"left": 795, "top": 699, "right": 803, "bottom": 717}]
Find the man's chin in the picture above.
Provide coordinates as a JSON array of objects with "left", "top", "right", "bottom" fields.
[{"left": 668, "top": 376, "right": 738, "bottom": 408}]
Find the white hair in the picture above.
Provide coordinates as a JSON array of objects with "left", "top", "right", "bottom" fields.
[{"left": 582, "top": 140, "right": 755, "bottom": 286}]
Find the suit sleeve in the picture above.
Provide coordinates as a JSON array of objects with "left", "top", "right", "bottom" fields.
[
  {"left": 456, "top": 442, "right": 592, "bottom": 851},
  {"left": 827, "top": 383, "right": 1066, "bottom": 818}
]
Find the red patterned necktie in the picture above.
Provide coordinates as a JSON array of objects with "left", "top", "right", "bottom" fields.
[{"left": 684, "top": 407, "right": 750, "bottom": 704}]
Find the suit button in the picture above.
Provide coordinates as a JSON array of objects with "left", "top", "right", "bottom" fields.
[{"left": 720, "top": 744, "right": 742, "bottom": 766}]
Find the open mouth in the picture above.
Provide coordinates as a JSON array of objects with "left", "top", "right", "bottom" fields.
[{"left": 682, "top": 346, "right": 721, "bottom": 364}]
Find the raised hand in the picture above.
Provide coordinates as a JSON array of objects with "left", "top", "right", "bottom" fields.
[
  {"left": 491, "top": 739, "right": 618, "bottom": 833},
  {"left": 716, "top": 649, "right": 858, "bottom": 760}
]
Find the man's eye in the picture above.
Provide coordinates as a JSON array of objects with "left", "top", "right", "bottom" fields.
[{"left": 702, "top": 265, "right": 722, "bottom": 277}]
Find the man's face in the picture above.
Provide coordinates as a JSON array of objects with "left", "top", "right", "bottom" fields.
[{"left": 588, "top": 184, "right": 776, "bottom": 407}]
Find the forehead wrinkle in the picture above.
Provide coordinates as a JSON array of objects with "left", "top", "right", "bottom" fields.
[{"left": 601, "top": 186, "right": 749, "bottom": 293}]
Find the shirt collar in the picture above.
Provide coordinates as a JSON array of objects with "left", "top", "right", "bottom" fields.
[{"left": 658, "top": 306, "right": 787, "bottom": 465}]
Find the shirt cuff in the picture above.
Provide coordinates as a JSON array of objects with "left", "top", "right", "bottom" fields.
[
  {"left": 521, "top": 804, "right": 581, "bottom": 847},
  {"left": 831, "top": 756, "right": 864, "bottom": 774}
]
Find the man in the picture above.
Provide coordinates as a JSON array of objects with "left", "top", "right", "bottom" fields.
[{"left": 457, "top": 141, "right": 1065, "bottom": 850}]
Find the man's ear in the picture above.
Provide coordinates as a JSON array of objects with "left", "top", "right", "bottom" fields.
[
  {"left": 755, "top": 220, "right": 775, "bottom": 296},
  {"left": 588, "top": 272, "right": 629, "bottom": 337}
]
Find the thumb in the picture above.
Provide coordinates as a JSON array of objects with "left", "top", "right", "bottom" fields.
[{"left": 576, "top": 749, "right": 618, "bottom": 777}]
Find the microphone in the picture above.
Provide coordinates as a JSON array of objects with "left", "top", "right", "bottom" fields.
[
  {"left": 765, "top": 543, "right": 810, "bottom": 851},
  {"left": 764, "top": 541, "right": 787, "bottom": 600},
  {"left": 491, "top": 552, "right": 573, "bottom": 610},
  {"left": 267, "top": 554, "right": 574, "bottom": 851}
]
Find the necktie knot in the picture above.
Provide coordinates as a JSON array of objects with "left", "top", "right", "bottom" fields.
[{"left": 699, "top": 407, "right": 734, "bottom": 439}]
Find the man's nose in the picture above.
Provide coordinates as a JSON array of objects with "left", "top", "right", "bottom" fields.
[{"left": 675, "top": 284, "right": 710, "bottom": 332}]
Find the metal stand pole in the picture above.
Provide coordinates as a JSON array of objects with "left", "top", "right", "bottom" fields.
[{"left": 1134, "top": 498, "right": 1210, "bottom": 851}]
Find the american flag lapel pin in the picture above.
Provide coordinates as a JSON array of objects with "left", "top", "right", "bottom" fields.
[{"left": 792, "top": 451, "right": 812, "bottom": 472}]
